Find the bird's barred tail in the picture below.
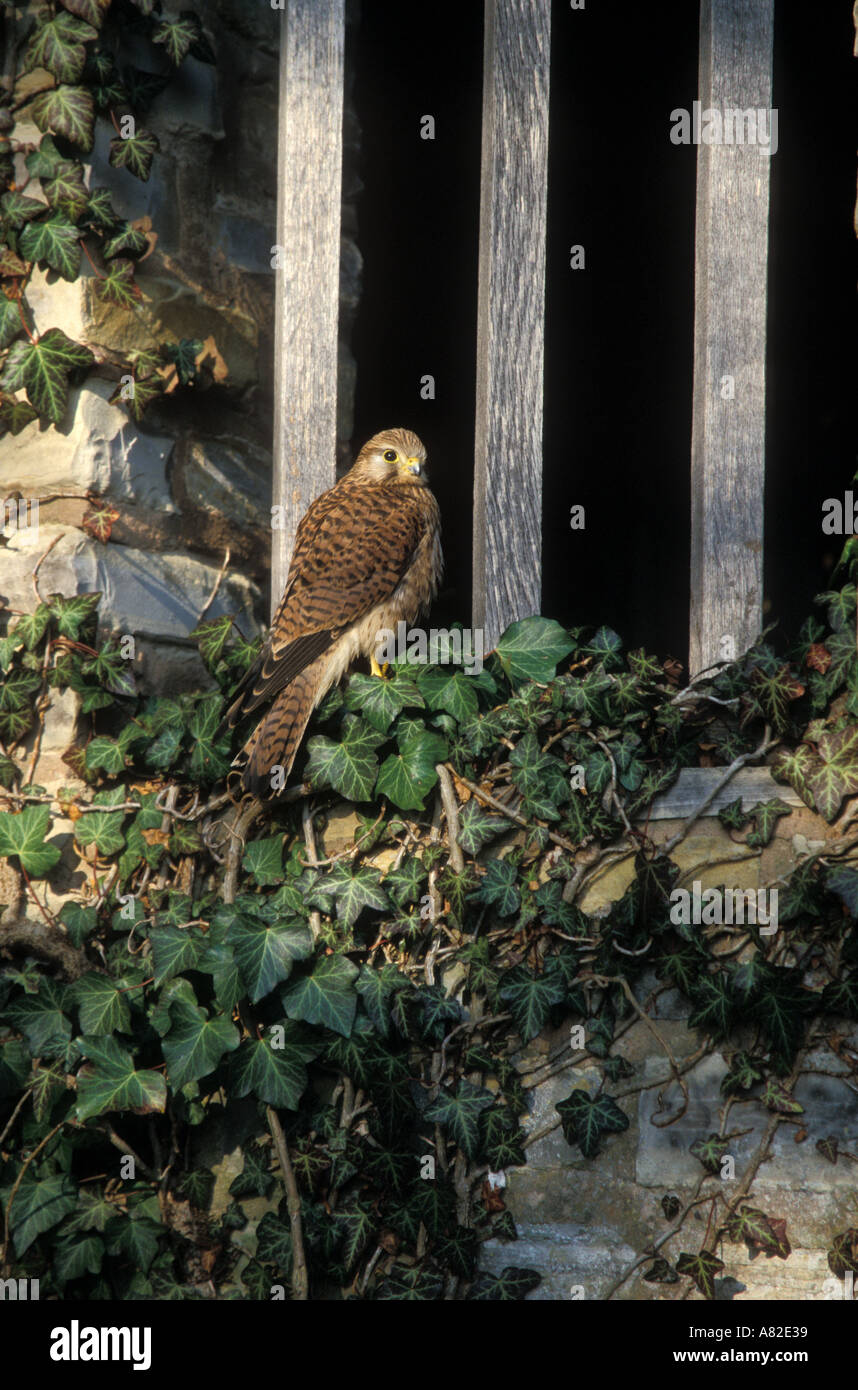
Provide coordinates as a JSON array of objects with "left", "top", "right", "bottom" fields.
[{"left": 239, "top": 663, "right": 320, "bottom": 798}]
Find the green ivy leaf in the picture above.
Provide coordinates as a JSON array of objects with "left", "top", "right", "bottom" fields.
[
  {"left": 479, "top": 1105, "right": 526, "bottom": 1169},
  {"left": 690, "top": 1133, "right": 729, "bottom": 1175},
  {"left": 466, "top": 1266, "right": 541, "bottom": 1301},
  {"left": 313, "top": 861, "right": 389, "bottom": 929},
  {"left": 753, "top": 972, "right": 813, "bottom": 1063},
  {"left": 81, "top": 185, "right": 117, "bottom": 230},
  {"left": 0, "top": 1173, "right": 76, "bottom": 1257},
  {"left": 473, "top": 858, "right": 520, "bottom": 918},
  {"left": 73, "top": 804, "right": 126, "bottom": 856},
  {"left": 20, "top": 212, "right": 83, "bottom": 285},
  {"left": 687, "top": 972, "right": 734, "bottom": 1040},
  {"left": 345, "top": 670, "right": 424, "bottom": 732},
  {"left": 228, "top": 1140, "right": 274, "bottom": 1199},
  {"left": 227, "top": 913, "right": 312, "bottom": 1004},
  {"left": 60, "top": 0, "right": 112, "bottom": 27},
  {"left": 305, "top": 719, "right": 384, "bottom": 802},
  {"left": 85, "top": 734, "right": 126, "bottom": 773},
  {"left": 457, "top": 798, "right": 510, "bottom": 855},
  {"left": 417, "top": 667, "right": 479, "bottom": 723},
  {"left": 675, "top": 1250, "right": 725, "bottom": 1300},
  {"left": 555, "top": 1089, "right": 629, "bottom": 1157},
  {"left": 717, "top": 796, "right": 749, "bottom": 832},
  {"left": 47, "top": 591, "right": 100, "bottom": 639},
  {"left": 375, "top": 729, "right": 448, "bottom": 811},
  {"left": 383, "top": 854, "right": 426, "bottom": 909},
  {"left": 495, "top": 967, "right": 561, "bottom": 1045},
  {"left": 1, "top": 191, "right": 46, "bottom": 234},
  {"left": 241, "top": 834, "right": 284, "bottom": 887},
  {"left": 534, "top": 880, "right": 587, "bottom": 934},
  {"left": 153, "top": 14, "right": 201, "bottom": 64},
  {"left": 746, "top": 663, "right": 806, "bottom": 733},
  {"left": 162, "top": 336, "right": 202, "bottom": 385},
  {"left": 821, "top": 970, "right": 858, "bottom": 1020},
  {"left": 808, "top": 725, "right": 858, "bottom": 822},
  {"left": 104, "top": 1214, "right": 162, "bottom": 1273},
  {"left": 101, "top": 221, "right": 149, "bottom": 259},
  {"left": 254, "top": 1210, "right": 292, "bottom": 1270},
  {"left": 424, "top": 1079, "right": 494, "bottom": 1160},
  {"left": 760, "top": 1078, "right": 803, "bottom": 1115},
  {"left": 24, "top": 13, "right": 98, "bottom": 85},
  {"left": 0, "top": 298, "right": 22, "bottom": 353},
  {"left": 0, "top": 393, "right": 37, "bottom": 435},
  {"left": 6, "top": 978, "right": 72, "bottom": 1054},
  {"left": 12, "top": 327, "right": 94, "bottom": 420},
  {"left": 828, "top": 1229, "right": 858, "bottom": 1279},
  {"left": 0, "top": 1040, "right": 30, "bottom": 1098},
  {"left": 148, "top": 925, "right": 206, "bottom": 987},
  {"left": 73, "top": 973, "right": 131, "bottom": 1035},
  {"left": 31, "top": 85, "right": 95, "bottom": 151},
  {"left": 0, "top": 804, "right": 61, "bottom": 876},
  {"left": 189, "top": 614, "right": 233, "bottom": 668},
  {"left": 187, "top": 695, "right": 230, "bottom": 781},
  {"left": 229, "top": 1033, "right": 309, "bottom": 1110},
  {"left": 281, "top": 954, "right": 360, "bottom": 1037},
  {"left": 53, "top": 1232, "right": 104, "bottom": 1284},
  {"left": 376, "top": 1266, "right": 445, "bottom": 1301},
  {"left": 56, "top": 903, "right": 96, "bottom": 952},
  {"left": 770, "top": 743, "right": 816, "bottom": 811},
  {"left": 108, "top": 128, "right": 159, "bottom": 182},
  {"left": 161, "top": 994, "right": 240, "bottom": 1088},
  {"left": 23, "top": 134, "right": 65, "bottom": 179},
  {"left": 495, "top": 616, "right": 575, "bottom": 684},
  {"left": 354, "top": 964, "right": 411, "bottom": 1038},
  {"left": 75, "top": 1035, "right": 167, "bottom": 1119},
  {"left": 95, "top": 256, "right": 142, "bottom": 307},
  {"left": 744, "top": 797, "right": 793, "bottom": 848}
]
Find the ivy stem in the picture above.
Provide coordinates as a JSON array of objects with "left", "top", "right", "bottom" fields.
[
  {"left": 266, "top": 1105, "right": 309, "bottom": 1300},
  {"left": 78, "top": 237, "right": 106, "bottom": 279},
  {"left": 20, "top": 862, "right": 58, "bottom": 929}
]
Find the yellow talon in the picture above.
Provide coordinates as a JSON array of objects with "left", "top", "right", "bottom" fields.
[{"left": 370, "top": 654, "right": 389, "bottom": 678}]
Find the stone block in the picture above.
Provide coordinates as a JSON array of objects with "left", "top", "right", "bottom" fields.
[
  {"left": 170, "top": 433, "right": 271, "bottom": 567},
  {"left": 637, "top": 1050, "right": 858, "bottom": 1189},
  {"left": 480, "top": 1220, "right": 637, "bottom": 1301},
  {"left": 3, "top": 379, "right": 175, "bottom": 511},
  {"left": 2, "top": 524, "right": 261, "bottom": 646}
]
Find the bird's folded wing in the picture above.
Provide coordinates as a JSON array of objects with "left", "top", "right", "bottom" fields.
[{"left": 222, "top": 482, "right": 430, "bottom": 729}]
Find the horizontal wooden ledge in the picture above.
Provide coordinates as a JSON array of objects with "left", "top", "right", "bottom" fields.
[{"left": 644, "top": 767, "right": 805, "bottom": 822}]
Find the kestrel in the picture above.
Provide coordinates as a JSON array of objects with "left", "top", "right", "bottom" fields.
[{"left": 222, "top": 428, "right": 442, "bottom": 798}]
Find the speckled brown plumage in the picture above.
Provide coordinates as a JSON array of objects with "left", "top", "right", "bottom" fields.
[{"left": 223, "top": 428, "right": 442, "bottom": 798}]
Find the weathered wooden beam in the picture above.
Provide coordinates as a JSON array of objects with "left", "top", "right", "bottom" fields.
[
  {"left": 473, "top": 0, "right": 551, "bottom": 650},
  {"left": 271, "top": 0, "right": 345, "bottom": 621},
  {"left": 645, "top": 767, "right": 803, "bottom": 822},
  {"left": 689, "top": 0, "right": 775, "bottom": 676}
]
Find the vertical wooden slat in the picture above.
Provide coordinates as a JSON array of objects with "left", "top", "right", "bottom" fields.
[
  {"left": 271, "top": 0, "right": 345, "bottom": 621},
  {"left": 472, "top": 0, "right": 551, "bottom": 650},
  {"left": 689, "top": 0, "right": 775, "bottom": 676}
]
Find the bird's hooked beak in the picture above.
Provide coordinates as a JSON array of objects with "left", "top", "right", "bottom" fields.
[{"left": 404, "top": 457, "right": 422, "bottom": 476}]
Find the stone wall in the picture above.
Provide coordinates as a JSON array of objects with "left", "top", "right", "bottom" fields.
[
  {"left": 478, "top": 798, "right": 858, "bottom": 1301},
  {"left": 3, "top": 0, "right": 362, "bottom": 790}
]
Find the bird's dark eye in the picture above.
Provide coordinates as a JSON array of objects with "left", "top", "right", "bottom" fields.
[{"left": 383, "top": 449, "right": 398, "bottom": 463}]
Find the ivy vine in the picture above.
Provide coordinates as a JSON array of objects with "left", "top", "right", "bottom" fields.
[
  {"left": 1, "top": 0, "right": 221, "bottom": 449},
  {"left": 0, "top": 550, "right": 857, "bottom": 1298}
]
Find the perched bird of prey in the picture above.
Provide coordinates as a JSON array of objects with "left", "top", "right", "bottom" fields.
[{"left": 222, "top": 427, "right": 442, "bottom": 798}]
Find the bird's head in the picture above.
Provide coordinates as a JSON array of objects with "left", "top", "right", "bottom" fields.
[{"left": 351, "top": 428, "right": 429, "bottom": 486}]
